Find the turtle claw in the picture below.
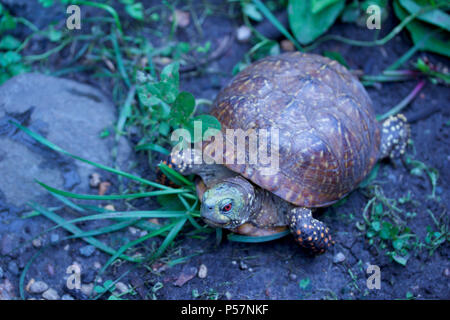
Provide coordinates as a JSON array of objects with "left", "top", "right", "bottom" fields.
[
  {"left": 380, "top": 114, "right": 410, "bottom": 160},
  {"left": 288, "top": 207, "right": 333, "bottom": 254}
]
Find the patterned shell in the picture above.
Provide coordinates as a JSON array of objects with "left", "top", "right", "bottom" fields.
[{"left": 209, "top": 52, "right": 381, "bottom": 207}]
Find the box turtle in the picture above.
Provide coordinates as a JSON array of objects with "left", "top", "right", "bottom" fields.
[{"left": 171, "top": 52, "right": 409, "bottom": 254}]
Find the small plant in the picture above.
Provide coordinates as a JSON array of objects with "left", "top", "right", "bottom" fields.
[{"left": 0, "top": 4, "right": 30, "bottom": 84}]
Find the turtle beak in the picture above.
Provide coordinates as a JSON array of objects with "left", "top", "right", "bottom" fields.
[{"left": 200, "top": 202, "right": 230, "bottom": 228}]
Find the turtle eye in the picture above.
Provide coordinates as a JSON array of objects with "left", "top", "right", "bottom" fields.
[{"left": 221, "top": 203, "right": 232, "bottom": 213}]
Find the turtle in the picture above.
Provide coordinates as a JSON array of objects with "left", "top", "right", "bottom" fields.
[{"left": 170, "top": 52, "right": 409, "bottom": 254}]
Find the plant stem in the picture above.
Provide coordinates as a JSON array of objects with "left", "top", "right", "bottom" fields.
[{"left": 377, "top": 80, "right": 426, "bottom": 121}]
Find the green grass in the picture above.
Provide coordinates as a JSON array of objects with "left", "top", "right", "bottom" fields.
[{"left": 2, "top": 0, "right": 448, "bottom": 299}]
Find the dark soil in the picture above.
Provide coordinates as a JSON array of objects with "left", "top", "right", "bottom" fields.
[{"left": 0, "top": 0, "right": 448, "bottom": 300}]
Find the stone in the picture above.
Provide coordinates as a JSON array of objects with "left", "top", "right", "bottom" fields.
[
  {"left": 115, "top": 282, "right": 128, "bottom": 294},
  {"left": 0, "top": 233, "right": 19, "bottom": 257},
  {"left": 32, "top": 238, "right": 42, "bottom": 248},
  {"left": 42, "top": 288, "right": 59, "bottom": 300},
  {"left": 61, "top": 294, "right": 74, "bottom": 300},
  {"left": 50, "top": 234, "right": 59, "bottom": 244},
  {"left": 28, "top": 280, "right": 49, "bottom": 294},
  {"left": 0, "top": 266, "right": 3, "bottom": 279},
  {"left": 0, "top": 278, "right": 15, "bottom": 300},
  {"left": 79, "top": 245, "right": 96, "bottom": 257},
  {"left": 333, "top": 252, "right": 346, "bottom": 264},
  {"left": 7, "top": 261, "right": 19, "bottom": 275},
  {"left": 80, "top": 283, "right": 93, "bottom": 296},
  {"left": 0, "top": 73, "right": 133, "bottom": 207},
  {"left": 236, "top": 25, "right": 251, "bottom": 43},
  {"left": 198, "top": 264, "right": 207, "bottom": 279}
]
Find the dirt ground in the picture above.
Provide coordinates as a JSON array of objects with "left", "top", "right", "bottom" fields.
[{"left": 0, "top": 0, "right": 448, "bottom": 300}]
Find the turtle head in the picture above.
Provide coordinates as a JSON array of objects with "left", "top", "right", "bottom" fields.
[{"left": 201, "top": 177, "right": 255, "bottom": 229}]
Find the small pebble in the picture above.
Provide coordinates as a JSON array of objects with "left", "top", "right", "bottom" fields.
[
  {"left": 128, "top": 227, "right": 138, "bottom": 235},
  {"left": 93, "top": 262, "right": 102, "bottom": 269},
  {"left": 444, "top": 268, "right": 450, "bottom": 278},
  {"left": 46, "top": 264, "right": 55, "bottom": 276},
  {"left": 333, "top": 252, "right": 346, "bottom": 264},
  {"left": 248, "top": 267, "right": 253, "bottom": 272},
  {"left": 50, "top": 234, "right": 59, "bottom": 244},
  {"left": 8, "top": 261, "right": 19, "bottom": 275},
  {"left": 289, "top": 273, "right": 297, "bottom": 281},
  {"left": 63, "top": 244, "right": 70, "bottom": 251},
  {"left": 140, "top": 231, "right": 148, "bottom": 237},
  {"left": 28, "top": 280, "right": 49, "bottom": 294},
  {"left": 231, "top": 260, "right": 237, "bottom": 265},
  {"left": 79, "top": 245, "right": 96, "bottom": 257},
  {"left": 89, "top": 173, "right": 101, "bottom": 188},
  {"left": 61, "top": 294, "right": 74, "bottom": 300},
  {"left": 42, "top": 288, "right": 60, "bottom": 300},
  {"left": 236, "top": 25, "right": 251, "bottom": 43},
  {"left": 81, "top": 283, "right": 94, "bottom": 296},
  {"left": 239, "top": 261, "right": 248, "bottom": 270},
  {"left": 104, "top": 204, "right": 115, "bottom": 211},
  {"left": 280, "top": 39, "right": 295, "bottom": 51},
  {"left": 32, "top": 238, "right": 42, "bottom": 248},
  {"left": 115, "top": 282, "right": 128, "bottom": 294},
  {"left": 171, "top": 10, "right": 190, "bottom": 28},
  {"left": 198, "top": 264, "right": 208, "bottom": 279},
  {"left": 225, "top": 291, "right": 232, "bottom": 300}
]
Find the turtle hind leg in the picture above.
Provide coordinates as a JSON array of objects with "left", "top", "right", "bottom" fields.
[
  {"left": 288, "top": 207, "right": 334, "bottom": 254},
  {"left": 380, "top": 114, "right": 410, "bottom": 160}
]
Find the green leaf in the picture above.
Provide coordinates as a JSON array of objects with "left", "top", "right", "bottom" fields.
[
  {"left": 46, "top": 25, "right": 62, "bottom": 42},
  {"left": 392, "top": 252, "right": 409, "bottom": 266},
  {"left": 341, "top": 0, "right": 361, "bottom": 23},
  {"left": 125, "top": 3, "right": 144, "bottom": 21},
  {"left": 288, "top": 0, "right": 346, "bottom": 45},
  {"left": 371, "top": 221, "right": 381, "bottom": 232},
  {"left": 0, "top": 35, "right": 21, "bottom": 50},
  {"left": 399, "top": 0, "right": 450, "bottom": 32},
  {"left": 323, "top": 50, "right": 349, "bottom": 68},
  {"left": 393, "top": 0, "right": 450, "bottom": 58},
  {"left": 0, "top": 51, "right": 21, "bottom": 67},
  {"left": 135, "top": 143, "right": 170, "bottom": 155},
  {"left": 379, "top": 221, "right": 392, "bottom": 240},
  {"left": 299, "top": 278, "right": 311, "bottom": 290},
  {"left": 184, "top": 114, "right": 221, "bottom": 143},
  {"left": 39, "top": 0, "right": 55, "bottom": 7},
  {"left": 170, "top": 91, "right": 195, "bottom": 124},
  {"left": 312, "top": 0, "right": 341, "bottom": 13},
  {"left": 160, "top": 61, "right": 180, "bottom": 87},
  {"left": 0, "top": 12, "right": 16, "bottom": 32},
  {"left": 227, "top": 230, "right": 290, "bottom": 243},
  {"left": 242, "top": 3, "right": 263, "bottom": 21}
]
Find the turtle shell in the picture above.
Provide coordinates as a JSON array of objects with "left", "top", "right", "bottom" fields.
[{"left": 208, "top": 52, "right": 380, "bottom": 207}]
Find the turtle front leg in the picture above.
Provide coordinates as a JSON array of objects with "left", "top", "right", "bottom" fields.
[
  {"left": 288, "top": 207, "right": 334, "bottom": 254},
  {"left": 380, "top": 114, "right": 410, "bottom": 160}
]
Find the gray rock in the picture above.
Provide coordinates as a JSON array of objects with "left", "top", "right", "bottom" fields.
[
  {"left": 80, "top": 283, "right": 93, "bottom": 296},
  {"left": 0, "top": 278, "right": 15, "bottom": 299},
  {"left": 0, "top": 233, "right": 19, "bottom": 257},
  {"left": 79, "top": 245, "right": 96, "bottom": 257},
  {"left": 50, "top": 234, "right": 59, "bottom": 244},
  {"left": 61, "top": 294, "right": 75, "bottom": 300},
  {"left": 333, "top": 252, "right": 346, "bottom": 264},
  {"left": 0, "top": 73, "right": 133, "bottom": 207},
  {"left": 29, "top": 280, "right": 49, "bottom": 294},
  {"left": 7, "top": 261, "right": 19, "bottom": 275},
  {"left": 198, "top": 264, "right": 207, "bottom": 279},
  {"left": 42, "top": 288, "right": 59, "bottom": 300}
]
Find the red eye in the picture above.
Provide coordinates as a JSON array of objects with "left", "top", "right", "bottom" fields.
[{"left": 222, "top": 203, "right": 232, "bottom": 212}]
